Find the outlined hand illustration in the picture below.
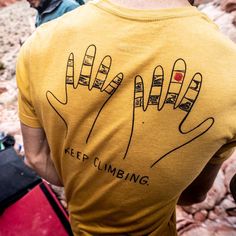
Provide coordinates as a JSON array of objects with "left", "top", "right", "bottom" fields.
[
  {"left": 46, "top": 45, "right": 123, "bottom": 141},
  {"left": 124, "top": 59, "right": 214, "bottom": 168}
]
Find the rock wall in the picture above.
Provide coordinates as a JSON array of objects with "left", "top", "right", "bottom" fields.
[
  {"left": 0, "top": 0, "right": 20, "bottom": 7},
  {"left": 0, "top": 0, "right": 35, "bottom": 153},
  {"left": 177, "top": 153, "right": 236, "bottom": 235}
]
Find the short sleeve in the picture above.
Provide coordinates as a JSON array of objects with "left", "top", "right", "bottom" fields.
[
  {"left": 209, "top": 139, "right": 236, "bottom": 165},
  {"left": 16, "top": 41, "right": 42, "bottom": 128}
]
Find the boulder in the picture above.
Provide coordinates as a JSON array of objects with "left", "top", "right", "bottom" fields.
[{"left": 221, "top": 0, "right": 236, "bottom": 13}]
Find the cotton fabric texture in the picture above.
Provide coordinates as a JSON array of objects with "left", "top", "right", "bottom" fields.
[{"left": 17, "top": 0, "right": 236, "bottom": 235}]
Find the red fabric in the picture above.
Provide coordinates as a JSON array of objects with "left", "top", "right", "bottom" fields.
[{"left": 0, "top": 183, "right": 69, "bottom": 236}]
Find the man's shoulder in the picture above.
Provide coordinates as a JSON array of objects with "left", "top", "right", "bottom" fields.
[
  {"left": 207, "top": 29, "right": 236, "bottom": 59},
  {"left": 189, "top": 14, "right": 236, "bottom": 58},
  {"left": 60, "top": 0, "right": 81, "bottom": 10},
  {"left": 22, "top": 4, "right": 85, "bottom": 52}
]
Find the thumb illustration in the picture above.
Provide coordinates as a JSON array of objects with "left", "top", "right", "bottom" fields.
[
  {"left": 151, "top": 116, "right": 215, "bottom": 168},
  {"left": 46, "top": 90, "right": 68, "bottom": 136}
]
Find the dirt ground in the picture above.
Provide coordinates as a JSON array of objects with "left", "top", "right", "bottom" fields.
[{"left": 0, "top": 0, "right": 236, "bottom": 235}]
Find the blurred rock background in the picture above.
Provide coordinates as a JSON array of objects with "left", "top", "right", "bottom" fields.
[{"left": 0, "top": 0, "right": 236, "bottom": 235}]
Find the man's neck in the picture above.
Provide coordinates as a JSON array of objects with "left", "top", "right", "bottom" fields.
[
  {"left": 36, "top": 0, "right": 50, "bottom": 13},
  {"left": 109, "top": 0, "right": 191, "bottom": 10}
]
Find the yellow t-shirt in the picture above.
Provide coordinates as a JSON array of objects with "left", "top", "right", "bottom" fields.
[{"left": 16, "top": 0, "right": 236, "bottom": 235}]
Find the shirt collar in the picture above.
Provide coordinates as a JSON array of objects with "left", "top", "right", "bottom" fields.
[{"left": 37, "top": 0, "right": 63, "bottom": 14}]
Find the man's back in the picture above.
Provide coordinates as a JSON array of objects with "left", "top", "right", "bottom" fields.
[{"left": 17, "top": 1, "right": 236, "bottom": 235}]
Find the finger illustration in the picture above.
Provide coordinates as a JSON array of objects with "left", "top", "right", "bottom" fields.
[
  {"left": 124, "top": 59, "right": 214, "bottom": 168},
  {"left": 79, "top": 45, "right": 124, "bottom": 142},
  {"left": 164, "top": 59, "right": 186, "bottom": 109},
  {"left": 78, "top": 45, "right": 96, "bottom": 87},
  {"left": 46, "top": 45, "right": 124, "bottom": 142},
  {"left": 134, "top": 75, "right": 144, "bottom": 110},
  {"left": 104, "top": 72, "right": 124, "bottom": 95},
  {"left": 93, "top": 56, "right": 111, "bottom": 90},
  {"left": 151, "top": 72, "right": 214, "bottom": 167},
  {"left": 123, "top": 75, "right": 144, "bottom": 160},
  {"left": 178, "top": 73, "right": 202, "bottom": 114},
  {"left": 86, "top": 72, "right": 124, "bottom": 143},
  {"left": 66, "top": 53, "right": 75, "bottom": 87},
  {"left": 148, "top": 65, "right": 163, "bottom": 108}
]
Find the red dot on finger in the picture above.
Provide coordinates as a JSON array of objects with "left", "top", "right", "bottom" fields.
[{"left": 174, "top": 72, "right": 183, "bottom": 82}]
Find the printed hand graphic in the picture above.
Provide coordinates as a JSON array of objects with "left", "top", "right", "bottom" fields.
[
  {"left": 46, "top": 45, "right": 123, "bottom": 142},
  {"left": 124, "top": 59, "right": 214, "bottom": 168}
]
